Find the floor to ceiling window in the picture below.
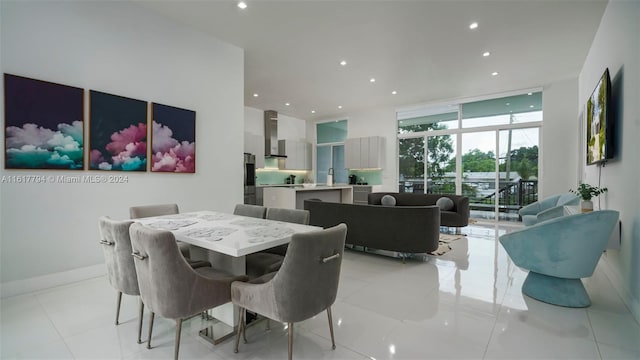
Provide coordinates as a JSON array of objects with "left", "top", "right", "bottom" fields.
[
  {"left": 316, "top": 120, "right": 348, "bottom": 184},
  {"left": 397, "top": 91, "right": 542, "bottom": 222}
]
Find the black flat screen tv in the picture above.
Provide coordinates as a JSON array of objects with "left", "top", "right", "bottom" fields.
[{"left": 586, "top": 68, "right": 613, "bottom": 165}]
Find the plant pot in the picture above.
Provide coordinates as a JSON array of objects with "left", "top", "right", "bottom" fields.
[{"left": 581, "top": 200, "right": 593, "bottom": 213}]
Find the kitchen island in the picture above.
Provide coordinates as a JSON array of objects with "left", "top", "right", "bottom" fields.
[{"left": 263, "top": 185, "right": 353, "bottom": 209}]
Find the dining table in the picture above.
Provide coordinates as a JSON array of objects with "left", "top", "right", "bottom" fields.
[{"left": 132, "top": 210, "right": 321, "bottom": 344}]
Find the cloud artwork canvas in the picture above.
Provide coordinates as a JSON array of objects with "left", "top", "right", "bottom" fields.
[
  {"left": 151, "top": 103, "right": 196, "bottom": 173},
  {"left": 89, "top": 91, "right": 147, "bottom": 171},
  {"left": 4, "top": 74, "right": 84, "bottom": 170}
]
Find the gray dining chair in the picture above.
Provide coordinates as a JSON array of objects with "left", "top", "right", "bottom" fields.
[
  {"left": 245, "top": 208, "right": 311, "bottom": 278},
  {"left": 129, "top": 223, "right": 248, "bottom": 360},
  {"left": 129, "top": 203, "right": 209, "bottom": 268},
  {"left": 232, "top": 204, "right": 267, "bottom": 218},
  {"left": 231, "top": 223, "right": 347, "bottom": 360},
  {"left": 263, "top": 208, "right": 310, "bottom": 256},
  {"left": 98, "top": 217, "right": 145, "bottom": 344}
]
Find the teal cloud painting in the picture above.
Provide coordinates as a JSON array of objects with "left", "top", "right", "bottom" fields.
[{"left": 4, "top": 74, "right": 84, "bottom": 169}]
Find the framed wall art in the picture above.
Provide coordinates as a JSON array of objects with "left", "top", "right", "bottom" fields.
[
  {"left": 89, "top": 90, "right": 147, "bottom": 171},
  {"left": 151, "top": 103, "right": 196, "bottom": 173},
  {"left": 4, "top": 74, "right": 84, "bottom": 170}
]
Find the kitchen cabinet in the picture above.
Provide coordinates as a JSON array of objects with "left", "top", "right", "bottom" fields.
[
  {"left": 244, "top": 132, "right": 265, "bottom": 168},
  {"left": 345, "top": 136, "right": 385, "bottom": 169},
  {"left": 278, "top": 140, "right": 311, "bottom": 170}
]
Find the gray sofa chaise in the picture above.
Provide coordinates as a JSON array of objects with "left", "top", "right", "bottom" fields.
[
  {"left": 303, "top": 199, "right": 440, "bottom": 254},
  {"left": 368, "top": 192, "right": 470, "bottom": 228}
]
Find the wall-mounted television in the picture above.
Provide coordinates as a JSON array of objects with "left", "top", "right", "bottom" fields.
[{"left": 586, "top": 68, "right": 613, "bottom": 165}]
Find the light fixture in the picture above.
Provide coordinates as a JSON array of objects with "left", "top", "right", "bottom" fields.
[
  {"left": 285, "top": 102, "right": 290, "bottom": 106},
  {"left": 491, "top": 72, "right": 499, "bottom": 76},
  {"left": 469, "top": 22, "right": 478, "bottom": 30},
  {"left": 483, "top": 51, "right": 491, "bottom": 57},
  {"left": 339, "top": 60, "right": 347, "bottom": 66},
  {"left": 369, "top": 78, "right": 376, "bottom": 83},
  {"left": 252, "top": 93, "right": 259, "bottom": 97},
  {"left": 338, "top": 105, "right": 343, "bottom": 109},
  {"left": 311, "top": 110, "right": 316, "bottom": 114},
  {"left": 237, "top": 1, "right": 247, "bottom": 10},
  {"left": 391, "top": 90, "right": 397, "bottom": 95}
]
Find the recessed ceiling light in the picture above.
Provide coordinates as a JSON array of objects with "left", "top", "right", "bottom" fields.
[
  {"left": 391, "top": 90, "right": 397, "bottom": 95},
  {"left": 338, "top": 105, "right": 343, "bottom": 109},
  {"left": 237, "top": 1, "right": 247, "bottom": 10},
  {"left": 528, "top": 92, "right": 533, "bottom": 95},
  {"left": 285, "top": 102, "right": 290, "bottom": 106},
  {"left": 252, "top": 93, "right": 258, "bottom": 97},
  {"left": 311, "top": 110, "right": 316, "bottom": 114},
  {"left": 491, "top": 72, "right": 499, "bottom": 76},
  {"left": 370, "top": 78, "right": 376, "bottom": 83},
  {"left": 483, "top": 51, "right": 491, "bottom": 57},
  {"left": 469, "top": 22, "right": 478, "bottom": 30},
  {"left": 339, "top": 60, "right": 347, "bottom": 66}
]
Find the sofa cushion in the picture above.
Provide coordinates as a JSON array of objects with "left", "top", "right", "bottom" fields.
[
  {"left": 381, "top": 195, "right": 396, "bottom": 206},
  {"left": 436, "top": 197, "right": 454, "bottom": 211}
]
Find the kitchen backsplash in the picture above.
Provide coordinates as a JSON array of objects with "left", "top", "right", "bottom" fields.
[{"left": 348, "top": 169, "right": 382, "bottom": 185}]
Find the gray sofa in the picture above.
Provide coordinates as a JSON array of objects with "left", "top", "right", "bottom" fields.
[
  {"left": 304, "top": 199, "right": 440, "bottom": 254},
  {"left": 368, "top": 192, "right": 470, "bottom": 228}
]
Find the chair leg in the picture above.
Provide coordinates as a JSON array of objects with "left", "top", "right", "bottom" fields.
[
  {"left": 147, "top": 312, "right": 155, "bottom": 349},
  {"left": 234, "top": 308, "right": 245, "bottom": 353},
  {"left": 137, "top": 299, "right": 145, "bottom": 344},
  {"left": 288, "top": 322, "right": 294, "bottom": 360},
  {"left": 115, "top": 291, "right": 123, "bottom": 325},
  {"left": 327, "top": 307, "right": 336, "bottom": 350},
  {"left": 174, "top": 319, "right": 182, "bottom": 360}
]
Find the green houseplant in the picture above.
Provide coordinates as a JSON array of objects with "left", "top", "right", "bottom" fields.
[{"left": 570, "top": 183, "right": 607, "bottom": 212}]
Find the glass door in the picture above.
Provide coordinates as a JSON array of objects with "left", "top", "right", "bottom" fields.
[
  {"left": 398, "top": 137, "right": 425, "bottom": 193},
  {"left": 426, "top": 134, "right": 456, "bottom": 194},
  {"left": 461, "top": 131, "right": 496, "bottom": 219},
  {"left": 498, "top": 127, "right": 539, "bottom": 220}
]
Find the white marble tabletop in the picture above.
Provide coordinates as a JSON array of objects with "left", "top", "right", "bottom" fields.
[{"left": 133, "top": 210, "right": 321, "bottom": 257}]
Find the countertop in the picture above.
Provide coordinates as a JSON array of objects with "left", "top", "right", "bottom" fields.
[{"left": 262, "top": 185, "right": 353, "bottom": 192}]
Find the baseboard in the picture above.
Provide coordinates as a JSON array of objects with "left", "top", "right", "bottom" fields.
[
  {"left": 599, "top": 255, "right": 640, "bottom": 325},
  {"left": 0, "top": 263, "right": 106, "bottom": 299}
]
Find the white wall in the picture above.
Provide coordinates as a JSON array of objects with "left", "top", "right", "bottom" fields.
[
  {"left": 578, "top": 0, "right": 640, "bottom": 322},
  {"left": 0, "top": 2, "right": 244, "bottom": 291},
  {"left": 541, "top": 77, "right": 579, "bottom": 198}
]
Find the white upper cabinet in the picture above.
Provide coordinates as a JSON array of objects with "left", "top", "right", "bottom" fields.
[
  {"left": 278, "top": 140, "right": 311, "bottom": 170},
  {"left": 244, "top": 132, "right": 265, "bottom": 168},
  {"left": 345, "top": 136, "right": 385, "bottom": 169}
]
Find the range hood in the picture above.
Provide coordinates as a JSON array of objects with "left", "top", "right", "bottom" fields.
[{"left": 264, "top": 110, "right": 287, "bottom": 158}]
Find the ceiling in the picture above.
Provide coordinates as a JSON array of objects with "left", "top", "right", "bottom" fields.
[{"left": 140, "top": 0, "right": 607, "bottom": 121}]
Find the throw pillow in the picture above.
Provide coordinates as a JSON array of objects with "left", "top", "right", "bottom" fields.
[
  {"left": 436, "top": 197, "right": 454, "bottom": 211},
  {"left": 381, "top": 195, "right": 396, "bottom": 206}
]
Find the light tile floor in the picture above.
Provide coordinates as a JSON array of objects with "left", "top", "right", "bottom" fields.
[{"left": 2, "top": 222, "right": 639, "bottom": 359}]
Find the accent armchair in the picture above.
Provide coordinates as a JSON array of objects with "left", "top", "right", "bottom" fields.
[
  {"left": 499, "top": 210, "right": 619, "bottom": 307},
  {"left": 518, "top": 192, "right": 579, "bottom": 226},
  {"left": 232, "top": 223, "right": 347, "bottom": 360}
]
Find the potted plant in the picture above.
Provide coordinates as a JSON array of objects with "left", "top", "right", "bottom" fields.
[{"left": 570, "top": 183, "right": 608, "bottom": 212}]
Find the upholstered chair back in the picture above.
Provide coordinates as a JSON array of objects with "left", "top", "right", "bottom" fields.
[
  {"left": 266, "top": 208, "right": 310, "bottom": 225},
  {"left": 99, "top": 217, "right": 138, "bottom": 296},
  {"left": 129, "top": 223, "right": 233, "bottom": 320},
  {"left": 271, "top": 223, "right": 346, "bottom": 322},
  {"left": 129, "top": 203, "right": 179, "bottom": 219},
  {"left": 233, "top": 204, "right": 266, "bottom": 218}
]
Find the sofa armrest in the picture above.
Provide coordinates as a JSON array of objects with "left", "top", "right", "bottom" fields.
[{"left": 536, "top": 205, "right": 565, "bottom": 223}]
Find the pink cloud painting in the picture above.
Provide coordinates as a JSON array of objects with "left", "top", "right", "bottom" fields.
[{"left": 151, "top": 103, "right": 196, "bottom": 173}]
